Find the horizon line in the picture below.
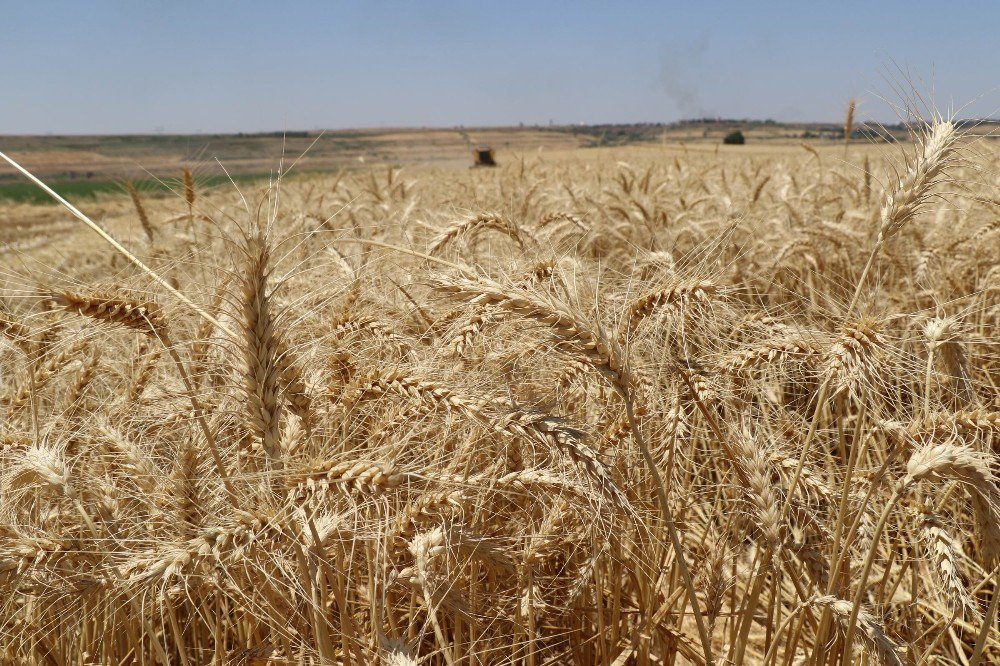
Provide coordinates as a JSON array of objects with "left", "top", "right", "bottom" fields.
[{"left": 4, "top": 116, "right": 1000, "bottom": 139}]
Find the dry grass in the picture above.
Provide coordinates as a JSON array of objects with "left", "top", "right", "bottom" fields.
[{"left": 0, "top": 118, "right": 999, "bottom": 665}]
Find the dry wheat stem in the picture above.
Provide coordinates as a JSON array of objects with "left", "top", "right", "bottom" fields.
[{"left": 0, "top": 150, "right": 233, "bottom": 336}]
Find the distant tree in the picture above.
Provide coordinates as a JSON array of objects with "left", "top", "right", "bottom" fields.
[{"left": 723, "top": 130, "right": 745, "bottom": 145}]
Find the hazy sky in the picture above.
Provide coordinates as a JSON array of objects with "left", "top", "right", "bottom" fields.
[{"left": 3, "top": 1, "right": 999, "bottom": 134}]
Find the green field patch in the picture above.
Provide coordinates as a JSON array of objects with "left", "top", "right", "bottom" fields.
[{"left": 0, "top": 173, "right": 273, "bottom": 205}]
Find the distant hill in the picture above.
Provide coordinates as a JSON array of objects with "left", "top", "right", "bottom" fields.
[{"left": 3, "top": 119, "right": 997, "bottom": 185}]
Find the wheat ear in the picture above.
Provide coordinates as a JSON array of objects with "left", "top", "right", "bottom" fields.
[{"left": 848, "top": 119, "right": 959, "bottom": 314}]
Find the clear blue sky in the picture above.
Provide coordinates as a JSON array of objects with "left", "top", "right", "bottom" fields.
[{"left": 2, "top": 1, "right": 998, "bottom": 134}]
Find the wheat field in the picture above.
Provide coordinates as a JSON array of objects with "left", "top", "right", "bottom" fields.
[{"left": 0, "top": 120, "right": 998, "bottom": 665}]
